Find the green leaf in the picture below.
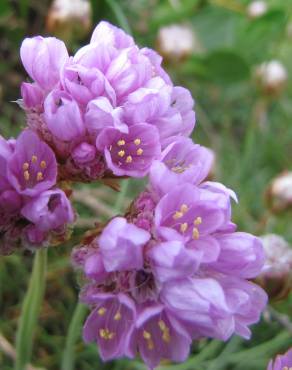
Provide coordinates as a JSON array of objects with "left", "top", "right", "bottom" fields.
[
  {"left": 203, "top": 49, "right": 250, "bottom": 84},
  {"left": 15, "top": 248, "right": 47, "bottom": 370}
]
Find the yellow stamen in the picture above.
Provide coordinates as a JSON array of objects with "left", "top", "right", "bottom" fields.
[
  {"left": 180, "top": 204, "right": 188, "bottom": 213},
  {"left": 118, "top": 150, "right": 125, "bottom": 157},
  {"left": 117, "top": 139, "right": 125, "bottom": 146},
  {"left": 143, "top": 331, "right": 151, "bottom": 340},
  {"left": 173, "top": 211, "right": 183, "bottom": 220},
  {"left": 31, "top": 155, "right": 37, "bottom": 163},
  {"left": 136, "top": 148, "right": 143, "bottom": 156},
  {"left": 192, "top": 227, "right": 200, "bottom": 240},
  {"left": 180, "top": 222, "right": 188, "bottom": 233},
  {"left": 126, "top": 155, "right": 132, "bottom": 163},
  {"left": 24, "top": 171, "right": 30, "bottom": 181},
  {"left": 148, "top": 339, "right": 154, "bottom": 350},
  {"left": 134, "top": 138, "right": 141, "bottom": 145},
  {"left": 36, "top": 172, "right": 43, "bottom": 181},
  {"left": 158, "top": 320, "right": 166, "bottom": 331},
  {"left": 114, "top": 312, "right": 121, "bottom": 321},
  {"left": 22, "top": 162, "right": 29, "bottom": 171},
  {"left": 40, "top": 160, "right": 47, "bottom": 169},
  {"left": 158, "top": 320, "right": 171, "bottom": 343},
  {"left": 194, "top": 217, "right": 202, "bottom": 225},
  {"left": 97, "top": 307, "right": 106, "bottom": 316},
  {"left": 99, "top": 328, "right": 115, "bottom": 340}
]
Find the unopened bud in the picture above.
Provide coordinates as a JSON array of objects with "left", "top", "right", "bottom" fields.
[
  {"left": 257, "top": 234, "right": 292, "bottom": 301},
  {"left": 46, "top": 0, "right": 92, "bottom": 43},
  {"left": 247, "top": 1, "right": 267, "bottom": 19},
  {"left": 156, "top": 24, "right": 198, "bottom": 61},
  {"left": 255, "top": 60, "right": 288, "bottom": 96},
  {"left": 266, "top": 171, "right": 292, "bottom": 212}
]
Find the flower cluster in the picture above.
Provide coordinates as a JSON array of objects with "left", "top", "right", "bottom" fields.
[
  {"left": 20, "top": 21, "right": 195, "bottom": 182},
  {"left": 73, "top": 136, "right": 267, "bottom": 369},
  {"left": 0, "top": 130, "right": 74, "bottom": 254}
]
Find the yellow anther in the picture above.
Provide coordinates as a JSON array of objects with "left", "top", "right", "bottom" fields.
[
  {"left": 180, "top": 204, "right": 188, "bottom": 213},
  {"left": 118, "top": 150, "right": 125, "bottom": 157},
  {"left": 143, "top": 331, "right": 151, "bottom": 340},
  {"left": 192, "top": 227, "right": 200, "bottom": 240},
  {"left": 40, "top": 160, "right": 47, "bottom": 169},
  {"left": 194, "top": 217, "right": 202, "bottom": 226},
  {"left": 126, "top": 155, "right": 132, "bottom": 163},
  {"left": 148, "top": 339, "right": 154, "bottom": 350},
  {"left": 24, "top": 171, "right": 30, "bottom": 181},
  {"left": 36, "top": 172, "right": 43, "bottom": 181},
  {"left": 180, "top": 223, "right": 188, "bottom": 233},
  {"left": 134, "top": 138, "right": 141, "bottom": 145},
  {"left": 97, "top": 307, "right": 106, "bottom": 316},
  {"left": 171, "top": 166, "right": 185, "bottom": 174},
  {"left": 99, "top": 328, "right": 115, "bottom": 340},
  {"left": 31, "top": 155, "right": 37, "bottom": 163},
  {"left": 117, "top": 139, "right": 125, "bottom": 146},
  {"left": 136, "top": 148, "right": 143, "bottom": 156},
  {"left": 22, "top": 162, "right": 29, "bottom": 171},
  {"left": 173, "top": 211, "right": 183, "bottom": 220},
  {"left": 158, "top": 320, "right": 171, "bottom": 343},
  {"left": 114, "top": 312, "right": 121, "bottom": 321},
  {"left": 158, "top": 320, "right": 166, "bottom": 331}
]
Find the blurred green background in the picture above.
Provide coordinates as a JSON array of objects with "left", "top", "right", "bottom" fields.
[{"left": 0, "top": 0, "right": 292, "bottom": 369}]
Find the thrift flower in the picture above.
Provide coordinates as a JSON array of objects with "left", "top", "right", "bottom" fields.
[
  {"left": 20, "top": 21, "right": 196, "bottom": 182},
  {"left": 267, "top": 348, "right": 292, "bottom": 370}
]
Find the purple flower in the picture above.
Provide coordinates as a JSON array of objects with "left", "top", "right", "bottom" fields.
[
  {"left": 83, "top": 293, "right": 136, "bottom": 361},
  {"left": 96, "top": 124, "right": 161, "bottom": 177},
  {"left": 20, "top": 36, "right": 68, "bottom": 89},
  {"left": 150, "top": 137, "right": 214, "bottom": 195},
  {"left": 43, "top": 89, "right": 85, "bottom": 141},
  {"left": 267, "top": 348, "right": 292, "bottom": 370},
  {"left": 130, "top": 304, "right": 191, "bottom": 369},
  {"left": 71, "top": 142, "right": 97, "bottom": 165},
  {"left": 21, "top": 189, "right": 74, "bottom": 232},
  {"left": 99, "top": 217, "right": 150, "bottom": 272},
  {"left": 7, "top": 130, "right": 57, "bottom": 197}
]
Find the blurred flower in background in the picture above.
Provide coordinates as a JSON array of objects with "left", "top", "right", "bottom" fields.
[
  {"left": 266, "top": 171, "right": 292, "bottom": 212},
  {"left": 267, "top": 348, "right": 292, "bottom": 370},
  {"left": 257, "top": 234, "right": 292, "bottom": 301},
  {"left": 46, "top": 0, "right": 92, "bottom": 43},
  {"left": 255, "top": 60, "right": 288, "bottom": 96},
  {"left": 247, "top": 1, "right": 268, "bottom": 19}
]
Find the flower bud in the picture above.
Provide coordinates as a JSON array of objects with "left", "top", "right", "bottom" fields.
[
  {"left": 257, "top": 234, "right": 292, "bottom": 301},
  {"left": 46, "top": 0, "right": 92, "bottom": 43},
  {"left": 156, "top": 24, "right": 196, "bottom": 61},
  {"left": 266, "top": 171, "right": 292, "bottom": 212},
  {"left": 247, "top": 1, "right": 267, "bottom": 19},
  {"left": 20, "top": 36, "right": 68, "bottom": 89},
  {"left": 21, "top": 82, "right": 45, "bottom": 109},
  {"left": 43, "top": 89, "right": 86, "bottom": 141},
  {"left": 255, "top": 60, "right": 288, "bottom": 96},
  {"left": 72, "top": 142, "right": 96, "bottom": 164}
]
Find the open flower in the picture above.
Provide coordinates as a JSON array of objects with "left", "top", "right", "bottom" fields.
[
  {"left": 267, "top": 348, "right": 292, "bottom": 370},
  {"left": 7, "top": 130, "right": 57, "bottom": 197}
]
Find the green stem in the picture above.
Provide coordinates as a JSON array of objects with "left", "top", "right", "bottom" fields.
[
  {"left": 15, "top": 248, "right": 47, "bottom": 370},
  {"left": 61, "top": 303, "right": 88, "bottom": 370},
  {"left": 105, "top": 0, "right": 132, "bottom": 35},
  {"left": 114, "top": 179, "right": 130, "bottom": 214}
]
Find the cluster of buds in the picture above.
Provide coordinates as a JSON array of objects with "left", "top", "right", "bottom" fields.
[
  {"left": 73, "top": 135, "right": 267, "bottom": 369},
  {"left": 19, "top": 21, "right": 195, "bottom": 183},
  {"left": 0, "top": 130, "right": 74, "bottom": 254}
]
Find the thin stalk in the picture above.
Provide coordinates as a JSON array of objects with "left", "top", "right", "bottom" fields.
[
  {"left": 15, "top": 248, "right": 48, "bottom": 370},
  {"left": 61, "top": 303, "right": 88, "bottom": 370},
  {"left": 105, "top": 0, "right": 132, "bottom": 35}
]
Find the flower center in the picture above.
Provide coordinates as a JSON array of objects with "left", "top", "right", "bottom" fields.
[
  {"left": 111, "top": 137, "right": 144, "bottom": 167},
  {"left": 22, "top": 155, "right": 47, "bottom": 187}
]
